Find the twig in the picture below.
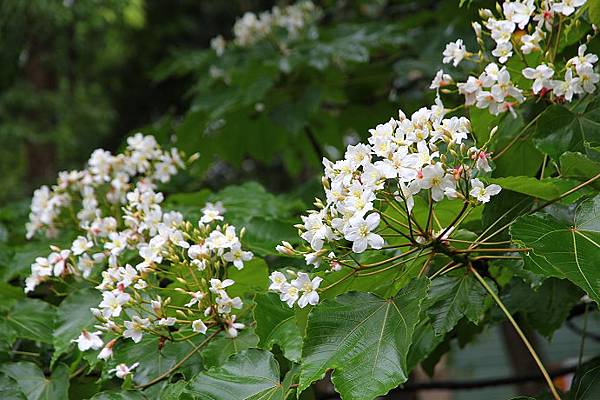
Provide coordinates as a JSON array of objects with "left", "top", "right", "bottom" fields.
[{"left": 470, "top": 265, "right": 561, "bottom": 400}]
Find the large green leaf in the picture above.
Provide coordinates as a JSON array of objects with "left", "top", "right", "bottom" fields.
[
  {"left": 510, "top": 194, "right": 600, "bottom": 304},
  {"left": 0, "top": 298, "right": 55, "bottom": 345},
  {"left": 534, "top": 101, "right": 600, "bottom": 160},
  {"left": 187, "top": 349, "right": 290, "bottom": 400},
  {"left": 1, "top": 362, "right": 69, "bottom": 400},
  {"left": 298, "top": 278, "right": 429, "bottom": 400},
  {"left": 254, "top": 292, "right": 302, "bottom": 362},
  {"left": 201, "top": 328, "right": 259, "bottom": 369},
  {"left": 427, "top": 273, "right": 488, "bottom": 336},
  {"left": 53, "top": 288, "right": 102, "bottom": 362}
]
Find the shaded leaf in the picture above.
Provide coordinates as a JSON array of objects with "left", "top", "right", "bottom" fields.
[
  {"left": 53, "top": 288, "right": 102, "bottom": 362},
  {"left": 534, "top": 102, "right": 600, "bottom": 160},
  {"left": 427, "top": 273, "right": 488, "bottom": 335},
  {"left": 0, "top": 298, "right": 55, "bottom": 345},
  {"left": 569, "top": 356, "right": 600, "bottom": 400},
  {"left": 0, "top": 373, "right": 26, "bottom": 400},
  {"left": 254, "top": 292, "right": 302, "bottom": 362},
  {"left": 1, "top": 362, "right": 69, "bottom": 400}
]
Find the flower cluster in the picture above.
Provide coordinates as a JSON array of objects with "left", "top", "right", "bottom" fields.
[
  {"left": 268, "top": 271, "right": 323, "bottom": 308},
  {"left": 61, "top": 190, "right": 254, "bottom": 379},
  {"left": 26, "top": 134, "right": 187, "bottom": 239},
  {"left": 210, "top": 1, "right": 317, "bottom": 54},
  {"left": 269, "top": 100, "right": 501, "bottom": 307},
  {"left": 435, "top": 0, "right": 598, "bottom": 115}
]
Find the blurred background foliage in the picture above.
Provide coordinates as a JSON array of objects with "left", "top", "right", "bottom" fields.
[{"left": 0, "top": 0, "right": 481, "bottom": 204}]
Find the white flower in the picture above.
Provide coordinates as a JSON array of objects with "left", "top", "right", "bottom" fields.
[
  {"left": 223, "top": 244, "right": 253, "bottom": 270},
  {"left": 570, "top": 44, "right": 599, "bottom": 70},
  {"left": 224, "top": 315, "right": 245, "bottom": 338},
  {"left": 192, "top": 319, "right": 208, "bottom": 334},
  {"left": 200, "top": 202, "right": 225, "bottom": 223},
  {"left": 156, "top": 317, "right": 176, "bottom": 326},
  {"left": 215, "top": 293, "right": 243, "bottom": 314},
  {"left": 268, "top": 271, "right": 287, "bottom": 291},
  {"left": 469, "top": 179, "right": 502, "bottom": 203},
  {"left": 48, "top": 249, "right": 71, "bottom": 276},
  {"left": 209, "top": 278, "right": 235, "bottom": 294},
  {"left": 184, "top": 291, "right": 205, "bottom": 307},
  {"left": 71, "top": 236, "right": 93, "bottom": 256},
  {"left": 552, "top": 0, "right": 586, "bottom": 16},
  {"left": 443, "top": 39, "right": 467, "bottom": 67},
  {"left": 343, "top": 213, "right": 384, "bottom": 253},
  {"left": 98, "top": 291, "right": 130, "bottom": 318},
  {"left": 279, "top": 283, "right": 300, "bottom": 307},
  {"left": 123, "top": 316, "right": 151, "bottom": 343},
  {"left": 551, "top": 69, "right": 581, "bottom": 101},
  {"left": 72, "top": 330, "right": 103, "bottom": 351},
  {"left": 291, "top": 272, "right": 323, "bottom": 308},
  {"left": 492, "top": 42, "right": 513, "bottom": 64},
  {"left": 110, "top": 363, "right": 139, "bottom": 379},
  {"left": 104, "top": 231, "right": 128, "bottom": 256},
  {"left": 522, "top": 64, "right": 554, "bottom": 94},
  {"left": 576, "top": 65, "right": 599, "bottom": 94},
  {"left": 420, "top": 164, "right": 455, "bottom": 202},
  {"left": 503, "top": 0, "right": 535, "bottom": 29},
  {"left": 210, "top": 35, "right": 226, "bottom": 56},
  {"left": 430, "top": 69, "right": 453, "bottom": 90},
  {"left": 300, "top": 211, "right": 333, "bottom": 251},
  {"left": 98, "top": 339, "right": 116, "bottom": 360},
  {"left": 489, "top": 19, "right": 515, "bottom": 44},
  {"left": 520, "top": 27, "right": 545, "bottom": 54}
]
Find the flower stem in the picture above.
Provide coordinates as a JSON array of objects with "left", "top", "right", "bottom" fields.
[{"left": 469, "top": 265, "right": 561, "bottom": 400}]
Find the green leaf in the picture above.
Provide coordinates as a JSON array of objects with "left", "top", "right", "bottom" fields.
[
  {"left": 1, "top": 362, "right": 69, "bottom": 400},
  {"left": 510, "top": 194, "right": 600, "bottom": 305},
  {"left": 201, "top": 328, "right": 259, "bottom": 369},
  {"left": 226, "top": 258, "right": 269, "bottom": 298},
  {"left": 187, "top": 349, "right": 289, "bottom": 400},
  {"left": 0, "top": 373, "right": 26, "bottom": 400},
  {"left": 569, "top": 357, "right": 600, "bottom": 399},
  {"left": 560, "top": 152, "right": 600, "bottom": 182},
  {"left": 112, "top": 335, "right": 205, "bottom": 386},
  {"left": 0, "top": 298, "right": 55, "bottom": 345},
  {"left": 427, "top": 273, "right": 488, "bottom": 335},
  {"left": 534, "top": 102, "right": 600, "bottom": 160},
  {"left": 590, "top": 0, "right": 600, "bottom": 26},
  {"left": 88, "top": 391, "right": 147, "bottom": 400},
  {"left": 254, "top": 292, "right": 302, "bottom": 362},
  {"left": 53, "top": 288, "right": 102, "bottom": 362},
  {"left": 406, "top": 318, "right": 444, "bottom": 371},
  {"left": 488, "top": 176, "right": 592, "bottom": 203},
  {"left": 299, "top": 278, "right": 429, "bottom": 400},
  {"left": 469, "top": 107, "right": 499, "bottom": 144}
]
